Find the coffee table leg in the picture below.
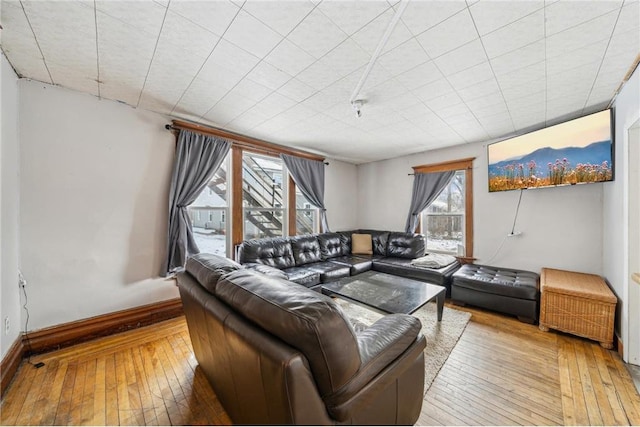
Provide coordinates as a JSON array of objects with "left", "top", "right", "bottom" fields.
[{"left": 437, "top": 291, "right": 444, "bottom": 321}]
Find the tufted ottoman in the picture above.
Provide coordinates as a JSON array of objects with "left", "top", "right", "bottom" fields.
[{"left": 452, "top": 264, "right": 540, "bottom": 323}]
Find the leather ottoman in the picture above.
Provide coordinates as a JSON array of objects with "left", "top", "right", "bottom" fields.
[{"left": 452, "top": 264, "right": 540, "bottom": 323}]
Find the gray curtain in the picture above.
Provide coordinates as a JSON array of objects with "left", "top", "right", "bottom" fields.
[
  {"left": 404, "top": 170, "right": 456, "bottom": 233},
  {"left": 281, "top": 154, "right": 330, "bottom": 232},
  {"left": 163, "top": 130, "right": 231, "bottom": 274}
]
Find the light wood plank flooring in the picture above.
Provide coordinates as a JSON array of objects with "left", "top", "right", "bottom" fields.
[
  {"left": 2, "top": 305, "right": 639, "bottom": 426},
  {"left": 418, "top": 305, "right": 640, "bottom": 425}
]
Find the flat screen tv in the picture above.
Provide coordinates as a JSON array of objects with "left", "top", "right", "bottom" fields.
[{"left": 488, "top": 109, "right": 614, "bottom": 192}]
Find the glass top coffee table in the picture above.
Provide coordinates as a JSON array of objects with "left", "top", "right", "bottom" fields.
[{"left": 321, "top": 271, "right": 446, "bottom": 320}]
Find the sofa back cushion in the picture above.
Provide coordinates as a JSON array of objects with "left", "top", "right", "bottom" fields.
[
  {"left": 215, "top": 269, "right": 361, "bottom": 397},
  {"left": 290, "top": 235, "right": 322, "bottom": 265},
  {"left": 185, "top": 253, "right": 243, "bottom": 293},
  {"left": 387, "top": 232, "right": 426, "bottom": 259},
  {"left": 238, "top": 237, "right": 296, "bottom": 269},
  {"left": 337, "top": 231, "right": 354, "bottom": 255},
  {"left": 358, "top": 230, "right": 390, "bottom": 256},
  {"left": 317, "top": 233, "right": 344, "bottom": 259}
]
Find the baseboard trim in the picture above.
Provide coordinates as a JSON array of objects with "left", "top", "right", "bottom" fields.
[
  {"left": 1, "top": 298, "right": 183, "bottom": 397},
  {"left": 616, "top": 331, "right": 624, "bottom": 357},
  {"left": 1, "top": 336, "right": 25, "bottom": 398},
  {"left": 23, "top": 298, "right": 184, "bottom": 355}
]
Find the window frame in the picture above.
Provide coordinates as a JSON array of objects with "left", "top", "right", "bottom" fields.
[
  {"left": 232, "top": 144, "right": 324, "bottom": 256},
  {"left": 290, "top": 177, "right": 320, "bottom": 236},
  {"left": 413, "top": 157, "right": 474, "bottom": 258},
  {"left": 241, "top": 151, "right": 288, "bottom": 240},
  {"left": 187, "top": 152, "right": 232, "bottom": 257},
  {"left": 170, "top": 120, "right": 326, "bottom": 259}
]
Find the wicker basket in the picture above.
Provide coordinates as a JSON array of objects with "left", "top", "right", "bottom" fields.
[{"left": 539, "top": 268, "right": 617, "bottom": 348}]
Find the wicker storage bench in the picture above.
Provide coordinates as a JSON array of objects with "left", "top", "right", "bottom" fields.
[{"left": 539, "top": 268, "right": 617, "bottom": 348}]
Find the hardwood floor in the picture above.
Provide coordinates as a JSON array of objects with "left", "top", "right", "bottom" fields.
[
  {"left": 0, "top": 318, "right": 230, "bottom": 426},
  {"left": 2, "top": 305, "right": 639, "bottom": 426},
  {"left": 419, "top": 305, "right": 640, "bottom": 425}
]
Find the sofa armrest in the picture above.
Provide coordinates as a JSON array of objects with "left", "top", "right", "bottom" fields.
[
  {"left": 356, "top": 314, "right": 421, "bottom": 367},
  {"left": 324, "top": 314, "right": 424, "bottom": 420}
]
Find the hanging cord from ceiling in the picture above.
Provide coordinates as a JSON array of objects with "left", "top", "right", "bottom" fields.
[
  {"left": 510, "top": 188, "right": 524, "bottom": 235},
  {"left": 485, "top": 189, "right": 525, "bottom": 265}
]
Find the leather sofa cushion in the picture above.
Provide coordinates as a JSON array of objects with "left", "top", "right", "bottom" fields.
[
  {"left": 373, "top": 257, "right": 460, "bottom": 287},
  {"left": 325, "top": 314, "right": 422, "bottom": 415},
  {"left": 215, "top": 269, "right": 361, "bottom": 397},
  {"left": 452, "top": 264, "right": 539, "bottom": 300},
  {"left": 291, "top": 235, "right": 322, "bottom": 265},
  {"left": 238, "top": 237, "right": 296, "bottom": 269},
  {"left": 353, "top": 253, "right": 386, "bottom": 261},
  {"left": 386, "top": 232, "right": 426, "bottom": 259},
  {"left": 304, "top": 262, "right": 351, "bottom": 283},
  {"left": 318, "top": 233, "right": 345, "bottom": 259},
  {"left": 358, "top": 230, "right": 390, "bottom": 256},
  {"left": 185, "top": 253, "right": 243, "bottom": 293},
  {"left": 329, "top": 256, "right": 373, "bottom": 275},
  {"left": 282, "top": 266, "right": 321, "bottom": 288},
  {"left": 243, "top": 263, "right": 288, "bottom": 280},
  {"left": 337, "top": 231, "right": 353, "bottom": 255},
  {"left": 351, "top": 233, "right": 373, "bottom": 255}
]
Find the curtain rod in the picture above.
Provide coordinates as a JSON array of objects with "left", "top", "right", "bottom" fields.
[{"left": 165, "top": 124, "right": 329, "bottom": 165}]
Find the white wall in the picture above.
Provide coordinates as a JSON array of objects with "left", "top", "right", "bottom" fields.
[
  {"left": 0, "top": 53, "right": 22, "bottom": 358},
  {"left": 16, "top": 81, "right": 359, "bottom": 331},
  {"left": 627, "top": 123, "right": 640, "bottom": 365},
  {"left": 357, "top": 136, "right": 605, "bottom": 275},
  {"left": 19, "top": 81, "right": 179, "bottom": 331},
  {"left": 604, "top": 65, "right": 640, "bottom": 363},
  {"left": 325, "top": 158, "right": 358, "bottom": 231}
]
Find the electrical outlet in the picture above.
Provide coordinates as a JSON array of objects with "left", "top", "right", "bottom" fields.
[{"left": 4, "top": 316, "right": 9, "bottom": 335}]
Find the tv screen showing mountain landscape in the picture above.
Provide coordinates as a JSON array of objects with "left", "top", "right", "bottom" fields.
[{"left": 488, "top": 109, "right": 613, "bottom": 193}]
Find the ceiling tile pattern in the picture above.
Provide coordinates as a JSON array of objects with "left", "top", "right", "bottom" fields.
[{"left": 1, "top": 0, "right": 638, "bottom": 164}]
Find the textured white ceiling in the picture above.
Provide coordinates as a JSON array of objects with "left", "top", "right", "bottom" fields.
[{"left": 1, "top": 0, "right": 638, "bottom": 164}]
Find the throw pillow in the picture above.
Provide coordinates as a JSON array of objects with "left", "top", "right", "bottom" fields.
[{"left": 351, "top": 233, "right": 373, "bottom": 255}]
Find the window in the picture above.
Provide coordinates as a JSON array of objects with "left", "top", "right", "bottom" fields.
[
  {"left": 242, "top": 152, "right": 286, "bottom": 240},
  {"left": 187, "top": 153, "right": 230, "bottom": 257},
  {"left": 295, "top": 188, "right": 318, "bottom": 235},
  {"left": 171, "top": 120, "right": 326, "bottom": 259},
  {"left": 422, "top": 171, "right": 465, "bottom": 254},
  {"left": 415, "top": 158, "right": 474, "bottom": 257}
]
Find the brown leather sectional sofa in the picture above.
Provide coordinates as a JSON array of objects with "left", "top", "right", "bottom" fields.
[{"left": 178, "top": 253, "right": 427, "bottom": 425}]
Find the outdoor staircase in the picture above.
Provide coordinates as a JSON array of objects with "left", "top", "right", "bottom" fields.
[{"left": 207, "top": 158, "right": 313, "bottom": 238}]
